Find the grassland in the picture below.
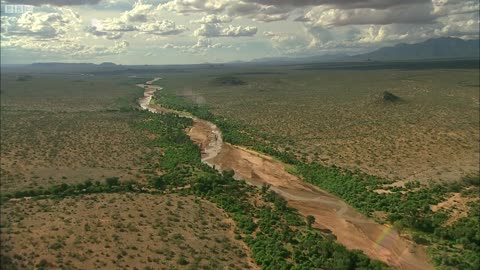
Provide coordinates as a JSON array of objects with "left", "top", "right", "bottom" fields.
[
  {"left": 0, "top": 73, "right": 143, "bottom": 112},
  {"left": 151, "top": 62, "right": 480, "bottom": 270},
  {"left": 0, "top": 193, "right": 254, "bottom": 270},
  {"left": 158, "top": 66, "right": 479, "bottom": 183},
  {"left": 0, "top": 74, "right": 161, "bottom": 193},
  {"left": 0, "top": 111, "right": 160, "bottom": 193},
  {"left": 2, "top": 61, "right": 478, "bottom": 270},
  {"left": 0, "top": 73, "right": 256, "bottom": 270},
  {"left": 1, "top": 71, "right": 389, "bottom": 270}
]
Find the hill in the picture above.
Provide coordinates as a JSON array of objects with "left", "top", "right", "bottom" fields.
[
  {"left": 247, "top": 37, "right": 479, "bottom": 64},
  {"left": 350, "top": 37, "right": 479, "bottom": 61}
]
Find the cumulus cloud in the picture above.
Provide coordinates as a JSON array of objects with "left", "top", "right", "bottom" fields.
[
  {"left": 264, "top": 31, "right": 309, "bottom": 54},
  {"left": 225, "top": 2, "right": 291, "bottom": 22},
  {"left": 432, "top": 0, "right": 479, "bottom": 17},
  {"left": 120, "top": 2, "right": 153, "bottom": 22},
  {"left": 191, "top": 14, "right": 232, "bottom": 24},
  {"left": 138, "top": 20, "right": 188, "bottom": 36},
  {"left": 163, "top": 37, "right": 231, "bottom": 55},
  {"left": 2, "top": 0, "right": 479, "bottom": 63},
  {"left": 158, "top": 0, "right": 432, "bottom": 14},
  {"left": 253, "top": 12, "right": 289, "bottom": 22},
  {"left": 435, "top": 12, "right": 479, "bottom": 38},
  {"left": 160, "top": 0, "right": 290, "bottom": 22},
  {"left": 159, "top": 0, "right": 229, "bottom": 13},
  {"left": 1, "top": 8, "right": 80, "bottom": 39},
  {"left": 192, "top": 36, "right": 231, "bottom": 49},
  {"left": 243, "top": 0, "right": 430, "bottom": 9},
  {"left": 1, "top": 7, "right": 130, "bottom": 58},
  {"left": 303, "top": 3, "right": 436, "bottom": 27},
  {"left": 85, "top": 3, "right": 188, "bottom": 39},
  {"left": 3, "top": 28, "right": 129, "bottom": 58},
  {"left": 4, "top": 0, "right": 101, "bottom": 6},
  {"left": 94, "top": 17, "right": 136, "bottom": 32},
  {"left": 85, "top": 25, "right": 124, "bottom": 39},
  {"left": 2, "top": 13, "right": 67, "bottom": 38},
  {"left": 194, "top": 23, "right": 257, "bottom": 37}
]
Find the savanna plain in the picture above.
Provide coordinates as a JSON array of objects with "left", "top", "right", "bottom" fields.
[{"left": 0, "top": 61, "right": 479, "bottom": 270}]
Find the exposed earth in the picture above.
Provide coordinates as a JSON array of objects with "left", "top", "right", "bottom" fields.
[{"left": 141, "top": 79, "right": 434, "bottom": 270}]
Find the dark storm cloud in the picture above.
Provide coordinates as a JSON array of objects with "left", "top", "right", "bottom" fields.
[
  {"left": 4, "top": 0, "right": 101, "bottom": 6},
  {"left": 244, "top": 0, "right": 431, "bottom": 9}
]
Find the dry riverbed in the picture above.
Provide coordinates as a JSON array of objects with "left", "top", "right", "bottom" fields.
[{"left": 141, "top": 79, "right": 434, "bottom": 270}]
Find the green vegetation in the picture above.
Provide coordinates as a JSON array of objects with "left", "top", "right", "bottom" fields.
[
  {"left": 294, "top": 164, "right": 480, "bottom": 270},
  {"left": 158, "top": 67, "right": 479, "bottom": 183},
  {"left": 15, "top": 75, "right": 33, "bottom": 81},
  {"left": 1, "top": 192, "right": 251, "bottom": 269},
  {"left": 211, "top": 75, "right": 246, "bottom": 86},
  {"left": 137, "top": 109, "right": 389, "bottom": 269},
  {"left": 3, "top": 66, "right": 478, "bottom": 270},
  {"left": 382, "top": 91, "right": 401, "bottom": 102},
  {"left": 1, "top": 108, "right": 389, "bottom": 270},
  {"left": 1, "top": 74, "right": 144, "bottom": 111},
  {"left": 0, "top": 75, "right": 157, "bottom": 193},
  {"left": 152, "top": 78, "right": 479, "bottom": 270}
]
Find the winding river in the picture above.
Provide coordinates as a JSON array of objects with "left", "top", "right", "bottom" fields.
[{"left": 137, "top": 78, "right": 434, "bottom": 270}]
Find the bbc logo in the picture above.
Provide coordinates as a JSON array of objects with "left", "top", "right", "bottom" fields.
[{"left": 3, "top": 5, "right": 34, "bottom": 14}]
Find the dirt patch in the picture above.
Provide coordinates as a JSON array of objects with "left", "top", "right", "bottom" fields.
[
  {"left": 431, "top": 192, "right": 478, "bottom": 226},
  {"left": 189, "top": 120, "right": 434, "bottom": 270},
  {"left": 188, "top": 120, "right": 211, "bottom": 153},
  {"left": 188, "top": 119, "right": 223, "bottom": 167},
  {"left": 0, "top": 193, "right": 257, "bottom": 270}
]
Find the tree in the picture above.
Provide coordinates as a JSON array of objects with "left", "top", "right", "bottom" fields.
[
  {"left": 153, "top": 177, "right": 166, "bottom": 190},
  {"left": 261, "top": 183, "right": 271, "bottom": 194},
  {"left": 106, "top": 177, "right": 120, "bottom": 187},
  {"left": 306, "top": 215, "right": 315, "bottom": 228}
]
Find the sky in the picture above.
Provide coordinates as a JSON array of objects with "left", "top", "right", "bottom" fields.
[{"left": 0, "top": 0, "right": 478, "bottom": 64}]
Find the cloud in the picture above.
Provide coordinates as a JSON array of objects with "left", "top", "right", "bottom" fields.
[
  {"left": 232, "top": 3, "right": 291, "bottom": 22},
  {"left": 303, "top": 3, "right": 436, "bottom": 27},
  {"left": 3, "top": 34, "right": 130, "bottom": 58},
  {"left": 85, "top": 25, "right": 123, "bottom": 39},
  {"left": 242, "top": 0, "right": 430, "bottom": 9},
  {"left": 120, "top": 2, "right": 153, "bottom": 22},
  {"left": 435, "top": 12, "right": 479, "bottom": 38},
  {"left": 4, "top": 0, "right": 101, "bottom": 6},
  {"left": 263, "top": 31, "right": 309, "bottom": 54},
  {"left": 194, "top": 23, "right": 257, "bottom": 37},
  {"left": 138, "top": 20, "right": 188, "bottom": 36},
  {"left": 193, "top": 36, "right": 230, "bottom": 49},
  {"left": 1, "top": 8, "right": 80, "bottom": 39},
  {"left": 253, "top": 12, "right": 289, "bottom": 22},
  {"left": 160, "top": 0, "right": 290, "bottom": 22},
  {"left": 1, "top": 7, "right": 129, "bottom": 58},
  {"left": 163, "top": 37, "right": 231, "bottom": 55},
  {"left": 158, "top": 0, "right": 437, "bottom": 25},
  {"left": 158, "top": 0, "right": 432, "bottom": 15},
  {"left": 3, "top": 0, "right": 479, "bottom": 63},
  {"left": 94, "top": 17, "right": 136, "bottom": 32},
  {"left": 191, "top": 14, "right": 232, "bottom": 24},
  {"left": 86, "top": 3, "right": 188, "bottom": 38},
  {"left": 306, "top": 25, "right": 334, "bottom": 47},
  {"left": 433, "top": 0, "right": 479, "bottom": 17},
  {"left": 159, "top": 0, "right": 229, "bottom": 13}
]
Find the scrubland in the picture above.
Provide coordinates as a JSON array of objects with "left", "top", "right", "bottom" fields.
[{"left": 159, "top": 67, "right": 479, "bottom": 183}]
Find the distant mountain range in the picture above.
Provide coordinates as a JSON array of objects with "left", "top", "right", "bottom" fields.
[
  {"left": 249, "top": 53, "right": 350, "bottom": 64},
  {"left": 249, "top": 37, "right": 480, "bottom": 64},
  {"left": 3, "top": 37, "right": 479, "bottom": 72},
  {"left": 351, "top": 37, "right": 479, "bottom": 61}
]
